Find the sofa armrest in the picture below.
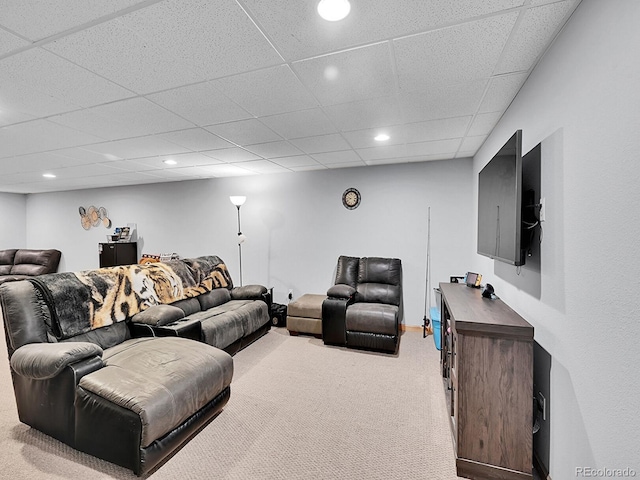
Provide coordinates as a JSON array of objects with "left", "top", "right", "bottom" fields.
[
  {"left": 231, "top": 284, "right": 268, "bottom": 300},
  {"left": 327, "top": 284, "right": 356, "bottom": 299},
  {"left": 10, "top": 342, "right": 103, "bottom": 380}
]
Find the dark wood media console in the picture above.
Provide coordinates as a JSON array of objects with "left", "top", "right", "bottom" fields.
[{"left": 439, "top": 283, "right": 534, "bottom": 480}]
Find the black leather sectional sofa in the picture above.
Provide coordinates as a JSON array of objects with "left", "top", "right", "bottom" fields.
[
  {"left": 0, "top": 248, "right": 61, "bottom": 284},
  {"left": 0, "top": 255, "right": 270, "bottom": 475}
]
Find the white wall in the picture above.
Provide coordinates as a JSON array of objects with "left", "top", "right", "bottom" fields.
[
  {"left": 25, "top": 159, "right": 474, "bottom": 326},
  {"left": 472, "top": 1, "right": 640, "bottom": 477},
  {"left": 0, "top": 193, "right": 26, "bottom": 248}
]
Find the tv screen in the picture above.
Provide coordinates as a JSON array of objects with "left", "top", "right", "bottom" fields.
[{"left": 477, "top": 130, "right": 524, "bottom": 266}]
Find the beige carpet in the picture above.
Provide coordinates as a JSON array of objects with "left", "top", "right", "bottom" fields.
[{"left": 0, "top": 325, "right": 462, "bottom": 479}]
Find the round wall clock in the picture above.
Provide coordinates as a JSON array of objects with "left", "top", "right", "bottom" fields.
[{"left": 342, "top": 187, "right": 361, "bottom": 210}]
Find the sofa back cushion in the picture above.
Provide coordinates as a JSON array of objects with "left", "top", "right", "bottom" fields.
[
  {"left": 0, "top": 281, "right": 52, "bottom": 354},
  {"left": 10, "top": 249, "right": 61, "bottom": 276},
  {"left": 0, "top": 249, "right": 18, "bottom": 273},
  {"left": 171, "top": 298, "right": 202, "bottom": 316},
  {"left": 334, "top": 256, "right": 359, "bottom": 287},
  {"left": 197, "top": 288, "right": 231, "bottom": 310},
  {"left": 356, "top": 257, "right": 402, "bottom": 306}
]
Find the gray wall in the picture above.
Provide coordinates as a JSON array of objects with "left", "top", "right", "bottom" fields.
[
  {"left": 24, "top": 159, "right": 474, "bottom": 326},
  {"left": 0, "top": 193, "right": 26, "bottom": 248},
  {"left": 472, "top": 1, "right": 640, "bottom": 477}
]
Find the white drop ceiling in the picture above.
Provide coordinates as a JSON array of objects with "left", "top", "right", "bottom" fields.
[{"left": 0, "top": 0, "right": 581, "bottom": 194}]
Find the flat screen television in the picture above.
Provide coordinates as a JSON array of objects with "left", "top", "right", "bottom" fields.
[{"left": 477, "top": 130, "right": 525, "bottom": 266}]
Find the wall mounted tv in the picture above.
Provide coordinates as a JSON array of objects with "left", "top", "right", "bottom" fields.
[{"left": 477, "top": 130, "right": 540, "bottom": 267}]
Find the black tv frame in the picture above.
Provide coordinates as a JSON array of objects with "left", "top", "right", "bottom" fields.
[{"left": 477, "top": 130, "right": 524, "bottom": 266}]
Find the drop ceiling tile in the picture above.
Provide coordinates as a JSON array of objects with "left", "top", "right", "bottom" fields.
[
  {"left": 289, "top": 134, "right": 351, "bottom": 154},
  {"left": 459, "top": 135, "right": 487, "bottom": 152},
  {"left": 0, "top": 78, "right": 79, "bottom": 119},
  {"left": 478, "top": 73, "right": 528, "bottom": 112},
  {"left": 325, "top": 162, "right": 366, "bottom": 169},
  {"left": 406, "top": 138, "right": 462, "bottom": 157},
  {"left": 44, "top": 19, "right": 202, "bottom": 94},
  {"left": 342, "top": 125, "right": 407, "bottom": 149},
  {"left": 131, "top": 152, "right": 223, "bottom": 170},
  {"left": 394, "top": 12, "right": 518, "bottom": 93},
  {"left": 214, "top": 65, "right": 317, "bottom": 117},
  {"left": 0, "top": 152, "right": 73, "bottom": 174},
  {"left": 400, "top": 80, "right": 487, "bottom": 123},
  {"left": 405, "top": 116, "right": 472, "bottom": 143},
  {"left": 324, "top": 95, "right": 403, "bottom": 132},
  {"left": 261, "top": 108, "right": 337, "bottom": 139},
  {"left": 245, "top": 141, "right": 303, "bottom": 159},
  {"left": 1, "top": 48, "right": 134, "bottom": 109},
  {"left": 156, "top": 128, "right": 234, "bottom": 152},
  {"left": 0, "top": 119, "right": 105, "bottom": 158},
  {"left": 120, "top": 0, "right": 282, "bottom": 80},
  {"left": 49, "top": 97, "right": 194, "bottom": 140},
  {"left": 357, "top": 144, "right": 408, "bottom": 162},
  {"left": 201, "top": 148, "right": 261, "bottom": 163},
  {"left": 292, "top": 42, "right": 395, "bottom": 106},
  {"left": 0, "top": 109, "right": 36, "bottom": 128},
  {"left": 46, "top": 163, "right": 123, "bottom": 179},
  {"left": 242, "top": 0, "right": 524, "bottom": 61},
  {"left": 0, "top": 0, "right": 149, "bottom": 41},
  {"left": 0, "top": 28, "right": 29, "bottom": 55},
  {"left": 468, "top": 111, "right": 503, "bottom": 136},
  {"left": 496, "top": 1, "right": 578, "bottom": 74},
  {"left": 289, "top": 164, "right": 327, "bottom": 172},
  {"left": 199, "top": 164, "right": 256, "bottom": 177},
  {"left": 140, "top": 168, "right": 201, "bottom": 180},
  {"left": 49, "top": 147, "right": 122, "bottom": 164},
  {"left": 205, "top": 119, "right": 282, "bottom": 145},
  {"left": 233, "top": 160, "right": 290, "bottom": 174},
  {"left": 271, "top": 155, "right": 321, "bottom": 168},
  {"left": 311, "top": 150, "right": 362, "bottom": 165},
  {"left": 147, "top": 82, "right": 252, "bottom": 127},
  {"left": 81, "top": 136, "right": 190, "bottom": 160}
]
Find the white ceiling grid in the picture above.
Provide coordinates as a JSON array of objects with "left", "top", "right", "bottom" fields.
[{"left": 0, "top": 0, "right": 580, "bottom": 193}]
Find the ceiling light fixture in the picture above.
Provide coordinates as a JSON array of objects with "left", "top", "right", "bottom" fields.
[
  {"left": 317, "top": 0, "right": 351, "bottom": 21},
  {"left": 374, "top": 134, "right": 390, "bottom": 142},
  {"left": 42, "top": 173, "right": 56, "bottom": 178},
  {"left": 163, "top": 159, "right": 178, "bottom": 165}
]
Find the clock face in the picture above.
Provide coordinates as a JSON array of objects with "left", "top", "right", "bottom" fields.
[{"left": 342, "top": 188, "right": 361, "bottom": 210}]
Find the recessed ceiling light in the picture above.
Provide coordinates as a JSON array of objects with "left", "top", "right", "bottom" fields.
[
  {"left": 317, "top": 0, "right": 351, "bottom": 21},
  {"left": 42, "top": 173, "right": 56, "bottom": 178},
  {"left": 163, "top": 159, "right": 178, "bottom": 165},
  {"left": 374, "top": 134, "right": 390, "bottom": 142}
]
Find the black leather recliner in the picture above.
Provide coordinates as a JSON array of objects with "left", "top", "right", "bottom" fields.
[{"left": 322, "top": 256, "right": 402, "bottom": 353}]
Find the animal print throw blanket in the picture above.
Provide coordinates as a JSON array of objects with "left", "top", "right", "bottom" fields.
[{"left": 29, "top": 255, "right": 232, "bottom": 340}]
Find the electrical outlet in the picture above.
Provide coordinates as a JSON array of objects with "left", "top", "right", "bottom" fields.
[
  {"left": 539, "top": 197, "right": 546, "bottom": 222},
  {"left": 288, "top": 289, "right": 293, "bottom": 301},
  {"left": 538, "top": 392, "right": 546, "bottom": 421}
]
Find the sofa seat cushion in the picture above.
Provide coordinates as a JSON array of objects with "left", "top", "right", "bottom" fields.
[
  {"left": 345, "top": 303, "right": 399, "bottom": 336},
  {"left": 79, "top": 337, "right": 233, "bottom": 448},
  {"left": 195, "top": 300, "right": 268, "bottom": 349}
]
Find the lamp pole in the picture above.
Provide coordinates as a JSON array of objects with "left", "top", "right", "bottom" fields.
[
  {"left": 229, "top": 196, "right": 247, "bottom": 286},
  {"left": 236, "top": 204, "right": 243, "bottom": 286}
]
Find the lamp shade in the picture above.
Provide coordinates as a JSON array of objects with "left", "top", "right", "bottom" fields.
[{"left": 229, "top": 195, "right": 246, "bottom": 206}]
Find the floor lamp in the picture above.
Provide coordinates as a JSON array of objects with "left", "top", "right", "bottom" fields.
[{"left": 229, "top": 196, "right": 246, "bottom": 286}]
